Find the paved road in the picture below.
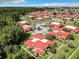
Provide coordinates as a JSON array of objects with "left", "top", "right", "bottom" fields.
[
  {"left": 21, "top": 46, "right": 37, "bottom": 59},
  {"left": 47, "top": 45, "right": 65, "bottom": 59},
  {"left": 68, "top": 47, "right": 79, "bottom": 59},
  {"left": 57, "top": 45, "right": 65, "bottom": 51},
  {"left": 47, "top": 54, "right": 54, "bottom": 59}
]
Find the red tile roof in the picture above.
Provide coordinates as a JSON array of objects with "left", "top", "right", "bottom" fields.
[
  {"left": 27, "top": 11, "right": 53, "bottom": 20},
  {"left": 49, "top": 22, "right": 62, "bottom": 27},
  {"left": 33, "top": 40, "right": 48, "bottom": 50},
  {"left": 24, "top": 40, "right": 33, "bottom": 48},
  {"left": 48, "top": 32, "right": 57, "bottom": 36},
  {"left": 74, "top": 29, "right": 79, "bottom": 32},
  {"left": 64, "top": 25, "right": 79, "bottom": 33},
  {"left": 48, "top": 30, "right": 70, "bottom": 40},
  {"left": 22, "top": 25, "right": 32, "bottom": 32},
  {"left": 24, "top": 34, "right": 55, "bottom": 55},
  {"left": 35, "top": 48, "right": 42, "bottom": 55},
  {"left": 33, "top": 34, "right": 46, "bottom": 39},
  {"left": 47, "top": 39, "right": 55, "bottom": 45},
  {"left": 53, "top": 27, "right": 64, "bottom": 31}
]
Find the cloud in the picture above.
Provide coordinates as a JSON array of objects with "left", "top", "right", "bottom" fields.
[
  {"left": 23, "top": 3, "right": 79, "bottom": 7},
  {"left": 0, "top": 0, "right": 25, "bottom": 3},
  {"left": 12, "top": 0, "right": 25, "bottom": 3},
  {"left": 40, "top": 3, "right": 79, "bottom": 7}
]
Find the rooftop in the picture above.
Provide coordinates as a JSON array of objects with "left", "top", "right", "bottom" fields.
[
  {"left": 65, "top": 25, "right": 77, "bottom": 29},
  {"left": 24, "top": 34, "right": 55, "bottom": 55}
]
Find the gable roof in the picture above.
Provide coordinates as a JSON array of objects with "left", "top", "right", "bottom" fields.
[
  {"left": 24, "top": 34, "right": 55, "bottom": 55},
  {"left": 22, "top": 25, "right": 32, "bottom": 32},
  {"left": 49, "top": 22, "right": 62, "bottom": 27},
  {"left": 32, "top": 34, "right": 46, "bottom": 39},
  {"left": 65, "top": 25, "right": 77, "bottom": 29},
  {"left": 31, "top": 38, "right": 39, "bottom": 42},
  {"left": 35, "top": 48, "right": 43, "bottom": 55},
  {"left": 64, "top": 25, "right": 79, "bottom": 32},
  {"left": 48, "top": 30, "right": 70, "bottom": 40},
  {"left": 53, "top": 27, "right": 64, "bottom": 31}
]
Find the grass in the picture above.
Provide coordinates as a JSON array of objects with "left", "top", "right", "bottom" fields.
[
  {"left": 54, "top": 40, "right": 62, "bottom": 47},
  {"left": 49, "top": 45, "right": 76, "bottom": 59},
  {"left": 21, "top": 45, "right": 37, "bottom": 59},
  {"left": 71, "top": 49, "right": 79, "bottom": 59},
  {"left": 21, "top": 16, "right": 55, "bottom": 25},
  {"left": 37, "top": 53, "right": 49, "bottom": 59},
  {"left": 50, "top": 54, "right": 56, "bottom": 59},
  {"left": 68, "top": 47, "right": 79, "bottom": 59},
  {"left": 50, "top": 33, "right": 79, "bottom": 59},
  {"left": 64, "top": 19, "right": 79, "bottom": 26},
  {"left": 73, "top": 33, "right": 79, "bottom": 47},
  {"left": 65, "top": 21, "right": 74, "bottom": 26},
  {"left": 20, "top": 17, "right": 79, "bottom": 59},
  {"left": 22, "top": 44, "right": 51, "bottom": 59}
]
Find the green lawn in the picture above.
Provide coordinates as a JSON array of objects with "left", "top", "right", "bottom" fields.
[
  {"left": 73, "top": 33, "right": 79, "bottom": 47},
  {"left": 50, "top": 45, "right": 75, "bottom": 59},
  {"left": 37, "top": 53, "right": 49, "bottom": 59},
  {"left": 21, "top": 16, "right": 55, "bottom": 25},
  {"left": 22, "top": 44, "right": 51, "bottom": 59},
  {"left": 72, "top": 48, "right": 79, "bottom": 59},
  {"left": 20, "top": 17, "right": 79, "bottom": 59},
  {"left": 68, "top": 47, "right": 79, "bottom": 59},
  {"left": 64, "top": 19, "right": 79, "bottom": 26},
  {"left": 50, "top": 33, "right": 79, "bottom": 59}
]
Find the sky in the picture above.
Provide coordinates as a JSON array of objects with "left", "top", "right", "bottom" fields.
[{"left": 0, "top": 0, "right": 79, "bottom": 7}]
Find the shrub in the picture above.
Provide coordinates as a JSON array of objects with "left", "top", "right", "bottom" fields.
[
  {"left": 45, "top": 34, "right": 56, "bottom": 40},
  {"left": 57, "top": 54, "right": 65, "bottom": 59}
]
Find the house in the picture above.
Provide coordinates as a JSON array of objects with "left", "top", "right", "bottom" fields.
[
  {"left": 52, "top": 27, "right": 64, "bottom": 31},
  {"left": 17, "top": 21, "right": 29, "bottom": 26},
  {"left": 64, "top": 25, "right": 79, "bottom": 33},
  {"left": 22, "top": 25, "right": 32, "bottom": 32},
  {"left": 49, "top": 22, "right": 63, "bottom": 27},
  {"left": 32, "top": 34, "right": 46, "bottom": 39},
  {"left": 26, "top": 11, "right": 53, "bottom": 20},
  {"left": 63, "top": 17, "right": 72, "bottom": 20},
  {"left": 48, "top": 30, "right": 70, "bottom": 40},
  {"left": 27, "top": 15, "right": 34, "bottom": 19},
  {"left": 24, "top": 34, "right": 55, "bottom": 56},
  {"left": 57, "top": 31, "right": 70, "bottom": 40}
]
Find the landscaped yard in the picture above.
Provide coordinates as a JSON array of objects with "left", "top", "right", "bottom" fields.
[
  {"left": 21, "top": 16, "right": 54, "bottom": 25},
  {"left": 50, "top": 45, "right": 75, "bottom": 59},
  {"left": 64, "top": 19, "right": 79, "bottom": 26},
  {"left": 73, "top": 33, "right": 79, "bottom": 47},
  {"left": 21, "top": 16, "right": 79, "bottom": 59},
  {"left": 50, "top": 33, "right": 79, "bottom": 59},
  {"left": 37, "top": 53, "right": 50, "bottom": 59},
  {"left": 68, "top": 47, "right": 79, "bottom": 59},
  {"left": 21, "top": 45, "right": 52, "bottom": 59},
  {"left": 70, "top": 47, "right": 79, "bottom": 59}
]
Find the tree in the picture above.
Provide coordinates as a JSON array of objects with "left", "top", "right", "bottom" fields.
[
  {"left": 64, "top": 48, "right": 69, "bottom": 52},
  {"left": 67, "top": 41, "right": 75, "bottom": 48},
  {"left": 68, "top": 34, "right": 74, "bottom": 40},
  {"left": 45, "top": 34, "right": 56, "bottom": 40},
  {"left": 76, "top": 23, "right": 79, "bottom": 27},
  {"left": 0, "top": 8, "right": 33, "bottom": 59},
  {"left": 48, "top": 45, "right": 56, "bottom": 54},
  {"left": 0, "top": 20, "right": 7, "bottom": 29}
]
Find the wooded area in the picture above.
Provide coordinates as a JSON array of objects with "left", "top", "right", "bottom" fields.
[{"left": 0, "top": 7, "right": 43, "bottom": 59}]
